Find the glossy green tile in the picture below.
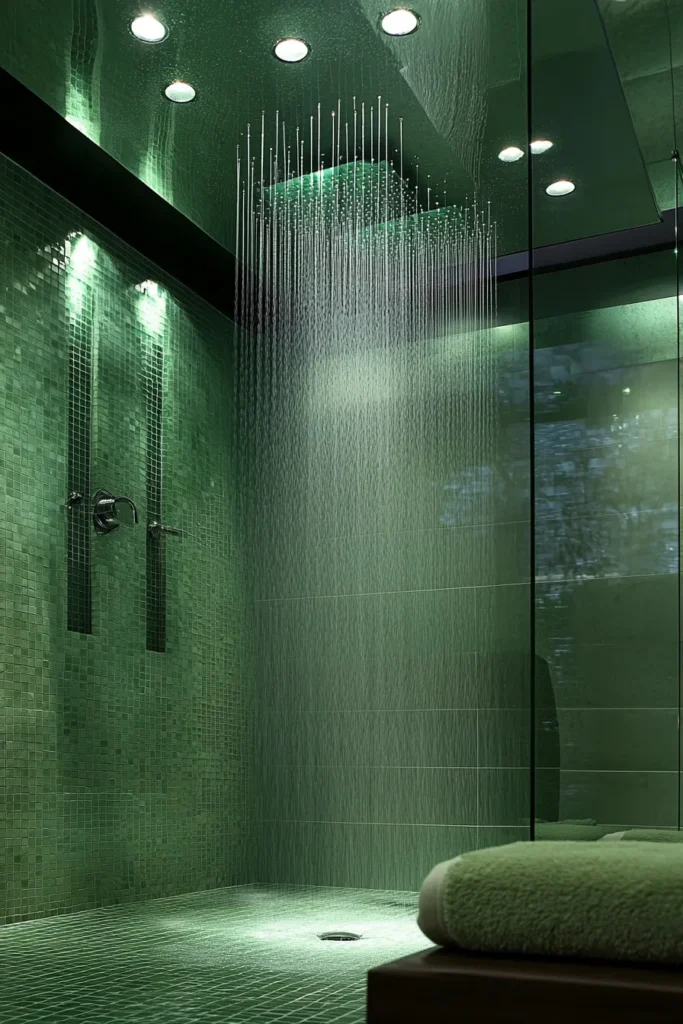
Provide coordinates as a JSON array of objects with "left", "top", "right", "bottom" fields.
[
  {"left": 478, "top": 768, "right": 530, "bottom": 826},
  {"left": 0, "top": 886, "right": 423, "bottom": 1024},
  {"left": 260, "top": 521, "right": 530, "bottom": 601},
  {"left": 478, "top": 709, "right": 530, "bottom": 768},
  {"left": 541, "top": 641, "right": 678, "bottom": 709},
  {"left": 536, "top": 574, "right": 678, "bottom": 648},
  {"left": 546, "top": 709, "right": 679, "bottom": 773},
  {"left": 258, "top": 766, "right": 478, "bottom": 827},
  {"left": 256, "top": 584, "right": 531, "bottom": 715},
  {"left": 261, "top": 710, "right": 478, "bottom": 768},
  {"left": 557, "top": 769, "right": 678, "bottom": 828},
  {"left": 252, "top": 822, "right": 478, "bottom": 890},
  {"left": 477, "top": 826, "right": 530, "bottom": 849}
]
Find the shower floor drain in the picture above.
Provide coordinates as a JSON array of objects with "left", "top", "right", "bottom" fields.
[{"left": 318, "top": 931, "right": 362, "bottom": 942}]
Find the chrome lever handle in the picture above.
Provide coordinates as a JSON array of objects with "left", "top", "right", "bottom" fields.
[
  {"left": 148, "top": 521, "right": 182, "bottom": 538},
  {"left": 93, "top": 490, "right": 139, "bottom": 534}
]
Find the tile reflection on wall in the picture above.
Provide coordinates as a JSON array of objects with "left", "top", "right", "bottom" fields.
[{"left": 535, "top": 292, "right": 680, "bottom": 831}]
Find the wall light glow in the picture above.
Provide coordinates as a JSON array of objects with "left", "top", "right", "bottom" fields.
[
  {"left": 66, "top": 234, "right": 96, "bottom": 314},
  {"left": 65, "top": 81, "right": 100, "bottom": 145},
  {"left": 66, "top": 115, "right": 88, "bottom": 135},
  {"left": 135, "top": 280, "right": 167, "bottom": 335}
]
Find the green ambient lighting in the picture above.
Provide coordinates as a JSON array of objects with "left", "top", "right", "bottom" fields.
[
  {"left": 139, "top": 147, "right": 173, "bottom": 204},
  {"left": 66, "top": 116, "right": 88, "bottom": 134},
  {"left": 66, "top": 234, "right": 96, "bottom": 314},
  {"left": 65, "top": 81, "right": 100, "bottom": 145},
  {"left": 135, "top": 280, "right": 167, "bottom": 335}
]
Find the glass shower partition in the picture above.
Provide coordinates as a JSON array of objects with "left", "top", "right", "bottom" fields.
[{"left": 530, "top": 0, "right": 681, "bottom": 840}]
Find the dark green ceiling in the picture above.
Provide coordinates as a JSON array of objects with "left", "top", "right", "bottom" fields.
[{"left": 0, "top": 0, "right": 678, "bottom": 257}]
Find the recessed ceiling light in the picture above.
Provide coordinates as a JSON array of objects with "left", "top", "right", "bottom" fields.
[
  {"left": 380, "top": 9, "right": 420, "bottom": 35},
  {"left": 546, "top": 179, "right": 575, "bottom": 196},
  {"left": 498, "top": 146, "right": 524, "bottom": 163},
  {"left": 273, "top": 38, "right": 310, "bottom": 63},
  {"left": 130, "top": 14, "right": 167, "bottom": 42},
  {"left": 164, "top": 81, "right": 196, "bottom": 103},
  {"left": 530, "top": 139, "right": 553, "bottom": 155}
]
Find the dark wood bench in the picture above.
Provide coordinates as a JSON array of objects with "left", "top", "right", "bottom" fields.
[{"left": 367, "top": 947, "right": 683, "bottom": 1022}]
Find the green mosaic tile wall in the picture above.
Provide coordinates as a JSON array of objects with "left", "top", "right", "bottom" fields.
[{"left": 0, "top": 154, "right": 246, "bottom": 924}]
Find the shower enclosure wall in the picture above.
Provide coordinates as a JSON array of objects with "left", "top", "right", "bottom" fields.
[
  {"left": 1, "top": 0, "right": 683, "bottom": 1021},
  {"left": 532, "top": 239, "right": 681, "bottom": 833},
  {"left": 0, "top": 156, "right": 246, "bottom": 922}
]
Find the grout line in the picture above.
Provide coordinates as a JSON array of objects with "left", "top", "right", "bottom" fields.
[
  {"left": 269, "top": 764, "right": 527, "bottom": 770},
  {"left": 265, "top": 765, "right": 677, "bottom": 773},
  {"left": 254, "top": 819, "right": 514, "bottom": 828},
  {"left": 256, "top": 706, "right": 681, "bottom": 714},
  {"left": 255, "top": 580, "right": 529, "bottom": 604},
  {"left": 536, "top": 570, "right": 677, "bottom": 586},
  {"left": 475, "top": 708, "right": 480, "bottom": 832},
  {"left": 256, "top": 570, "right": 676, "bottom": 606}
]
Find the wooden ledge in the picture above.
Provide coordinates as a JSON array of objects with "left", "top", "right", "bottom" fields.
[{"left": 367, "top": 947, "right": 683, "bottom": 1023}]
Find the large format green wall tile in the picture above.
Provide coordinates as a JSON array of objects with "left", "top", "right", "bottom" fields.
[
  {"left": 477, "top": 769, "right": 529, "bottom": 827},
  {"left": 478, "top": 709, "right": 530, "bottom": 769},
  {"left": 477, "top": 826, "right": 530, "bottom": 848},
  {"left": 259, "top": 709, "right": 479, "bottom": 768},
  {"left": 540, "top": 641, "right": 678, "bottom": 709},
  {"left": 546, "top": 709, "right": 678, "bottom": 773},
  {"left": 257, "top": 521, "right": 530, "bottom": 602},
  {"left": 258, "top": 766, "right": 478, "bottom": 827},
  {"left": 253, "top": 821, "right": 479, "bottom": 891},
  {"left": 537, "top": 574, "right": 678, "bottom": 648},
  {"left": 255, "top": 585, "right": 530, "bottom": 714},
  {"left": 556, "top": 770, "right": 678, "bottom": 827}
]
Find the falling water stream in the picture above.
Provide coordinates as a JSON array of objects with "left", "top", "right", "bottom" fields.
[{"left": 235, "top": 100, "right": 500, "bottom": 884}]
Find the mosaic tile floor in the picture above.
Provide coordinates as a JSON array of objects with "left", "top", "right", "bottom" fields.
[{"left": 0, "top": 885, "right": 425, "bottom": 1023}]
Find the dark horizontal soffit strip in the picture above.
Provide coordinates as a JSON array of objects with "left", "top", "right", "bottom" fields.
[
  {"left": 498, "top": 210, "right": 675, "bottom": 279},
  {"left": 1, "top": 67, "right": 673, "bottom": 311},
  {"left": 0, "top": 67, "right": 237, "bottom": 320}
]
